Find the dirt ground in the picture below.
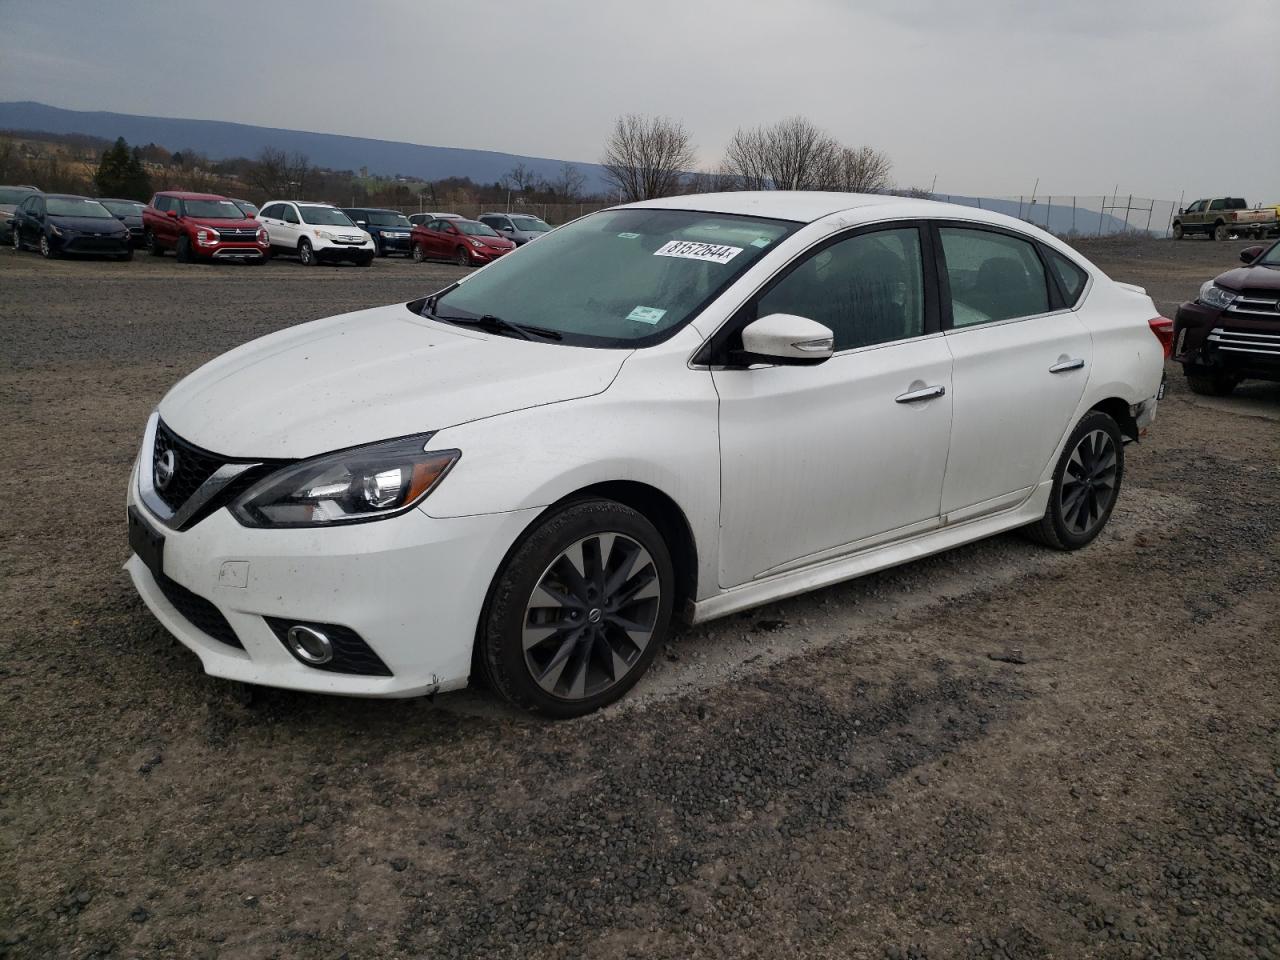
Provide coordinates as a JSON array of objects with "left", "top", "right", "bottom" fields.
[{"left": 1, "top": 237, "right": 1277, "bottom": 960}]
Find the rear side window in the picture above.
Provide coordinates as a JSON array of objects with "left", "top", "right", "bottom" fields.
[
  {"left": 939, "top": 227, "right": 1050, "bottom": 327},
  {"left": 1044, "top": 248, "right": 1089, "bottom": 307},
  {"left": 1209, "top": 199, "right": 1225, "bottom": 211},
  {"left": 757, "top": 226, "right": 925, "bottom": 352}
]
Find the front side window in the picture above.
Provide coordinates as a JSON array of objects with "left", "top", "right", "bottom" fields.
[
  {"left": 1045, "top": 248, "right": 1089, "bottom": 307},
  {"left": 939, "top": 227, "right": 1050, "bottom": 326},
  {"left": 1186, "top": 201, "right": 1204, "bottom": 214},
  {"left": 756, "top": 226, "right": 925, "bottom": 351},
  {"left": 432, "top": 208, "right": 796, "bottom": 347},
  {"left": 152, "top": 196, "right": 171, "bottom": 213},
  {"left": 282, "top": 206, "right": 300, "bottom": 224}
]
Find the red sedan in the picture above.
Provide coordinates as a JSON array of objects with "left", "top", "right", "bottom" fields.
[{"left": 411, "top": 217, "right": 515, "bottom": 267}]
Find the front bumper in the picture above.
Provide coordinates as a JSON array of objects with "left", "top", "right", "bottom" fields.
[
  {"left": 125, "top": 462, "right": 539, "bottom": 697},
  {"left": 199, "top": 242, "right": 267, "bottom": 261},
  {"left": 54, "top": 233, "right": 131, "bottom": 255},
  {"left": 376, "top": 233, "right": 413, "bottom": 254},
  {"left": 1174, "top": 300, "right": 1280, "bottom": 380},
  {"left": 315, "top": 240, "right": 374, "bottom": 262},
  {"left": 469, "top": 246, "right": 512, "bottom": 264}
]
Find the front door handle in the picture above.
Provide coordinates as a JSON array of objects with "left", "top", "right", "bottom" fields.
[
  {"left": 895, "top": 385, "right": 946, "bottom": 404},
  {"left": 1049, "top": 358, "right": 1085, "bottom": 374}
]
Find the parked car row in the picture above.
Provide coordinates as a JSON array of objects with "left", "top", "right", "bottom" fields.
[{"left": 4, "top": 182, "right": 555, "bottom": 269}]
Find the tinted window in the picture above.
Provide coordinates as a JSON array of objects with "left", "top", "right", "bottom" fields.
[
  {"left": 1209, "top": 199, "right": 1225, "bottom": 211},
  {"left": 756, "top": 227, "right": 925, "bottom": 352},
  {"left": 282, "top": 206, "right": 300, "bottom": 224},
  {"left": 940, "top": 228, "right": 1050, "bottom": 326},
  {"left": 1045, "top": 248, "right": 1088, "bottom": 307}
]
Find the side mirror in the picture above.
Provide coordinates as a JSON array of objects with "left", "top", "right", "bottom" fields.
[
  {"left": 1240, "top": 245, "right": 1264, "bottom": 264},
  {"left": 1178, "top": 208, "right": 1184, "bottom": 215},
  {"left": 166, "top": 209, "right": 178, "bottom": 219},
  {"left": 735, "top": 313, "right": 834, "bottom": 366}
]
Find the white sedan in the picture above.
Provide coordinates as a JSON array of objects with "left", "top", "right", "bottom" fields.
[{"left": 126, "top": 192, "right": 1169, "bottom": 717}]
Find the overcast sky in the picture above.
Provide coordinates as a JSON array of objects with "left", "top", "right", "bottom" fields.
[{"left": 1, "top": 0, "right": 1276, "bottom": 201}]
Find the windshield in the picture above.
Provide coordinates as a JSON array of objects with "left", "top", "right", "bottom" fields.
[
  {"left": 183, "top": 199, "right": 246, "bottom": 219},
  {"left": 457, "top": 220, "right": 500, "bottom": 237},
  {"left": 1259, "top": 241, "right": 1280, "bottom": 267},
  {"left": 234, "top": 200, "right": 259, "bottom": 216},
  {"left": 100, "top": 200, "right": 144, "bottom": 216},
  {"left": 366, "top": 211, "right": 411, "bottom": 227},
  {"left": 0, "top": 187, "right": 36, "bottom": 205},
  {"left": 512, "top": 216, "right": 551, "bottom": 232},
  {"left": 300, "top": 206, "right": 355, "bottom": 226},
  {"left": 431, "top": 209, "right": 797, "bottom": 347},
  {"left": 47, "top": 197, "right": 114, "bottom": 219}
]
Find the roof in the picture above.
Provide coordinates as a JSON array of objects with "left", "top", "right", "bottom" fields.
[
  {"left": 44, "top": 193, "right": 95, "bottom": 201},
  {"left": 155, "top": 191, "right": 230, "bottom": 201}
]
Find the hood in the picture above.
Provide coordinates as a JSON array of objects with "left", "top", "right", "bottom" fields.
[
  {"left": 157, "top": 302, "right": 629, "bottom": 459},
  {"left": 1215, "top": 263, "right": 1280, "bottom": 294},
  {"left": 476, "top": 236, "right": 515, "bottom": 248},
  {"left": 188, "top": 217, "right": 259, "bottom": 228},
  {"left": 50, "top": 215, "right": 129, "bottom": 233}
]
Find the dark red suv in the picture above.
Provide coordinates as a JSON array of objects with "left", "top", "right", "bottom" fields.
[
  {"left": 143, "top": 191, "right": 269, "bottom": 263},
  {"left": 1173, "top": 241, "right": 1280, "bottom": 394}
]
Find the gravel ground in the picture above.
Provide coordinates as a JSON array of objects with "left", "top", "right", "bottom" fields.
[{"left": 1, "top": 238, "right": 1277, "bottom": 960}]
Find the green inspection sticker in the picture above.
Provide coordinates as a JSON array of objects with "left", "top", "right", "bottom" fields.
[
  {"left": 617, "top": 232, "right": 641, "bottom": 239},
  {"left": 627, "top": 306, "right": 667, "bottom": 325}
]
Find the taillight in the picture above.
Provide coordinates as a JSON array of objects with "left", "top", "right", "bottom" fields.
[{"left": 1148, "top": 317, "right": 1174, "bottom": 359}]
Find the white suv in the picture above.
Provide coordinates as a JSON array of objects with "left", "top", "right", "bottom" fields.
[
  {"left": 258, "top": 201, "right": 375, "bottom": 266},
  {"left": 126, "top": 192, "right": 1168, "bottom": 717}
]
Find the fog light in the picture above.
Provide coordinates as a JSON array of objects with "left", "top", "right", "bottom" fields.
[{"left": 286, "top": 625, "right": 333, "bottom": 665}]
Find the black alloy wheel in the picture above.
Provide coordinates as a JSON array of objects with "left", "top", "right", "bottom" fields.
[{"left": 1028, "top": 410, "right": 1125, "bottom": 550}]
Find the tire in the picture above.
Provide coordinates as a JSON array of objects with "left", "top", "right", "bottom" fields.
[
  {"left": 298, "top": 238, "right": 316, "bottom": 266},
  {"left": 145, "top": 230, "right": 163, "bottom": 256},
  {"left": 1213, "top": 222, "right": 1228, "bottom": 242},
  {"left": 371, "top": 235, "right": 384, "bottom": 257},
  {"left": 357, "top": 255, "right": 373, "bottom": 267},
  {"left": 1186, "top": 372, "right": 1237, "bottom": 396},
  {"left": 1172, "top": 222, "right": 1183, "bottom": 240},
  {"left": 479, "top": 498, "right": 675, "bottom": 718},
  {"left": 39, "top": 234, "right": 56, "bottom": 259},
  {"left": 455, "top": 246, "right": 471, "bottom": 267},
  {"left": 117, "top": 249, "right": 134, "bottom": 262},
  {"left": 175, "top": 235, "right": 192, "bottom": 263},
  {"left": 411, "top": 243, "right": 426, "bottom": 263},
  {"left": 11, "top": 228, "right": 21, "bottom": 252},
  {"left": 1026, "top": 411, "right": 1124, "bottom": 551}
]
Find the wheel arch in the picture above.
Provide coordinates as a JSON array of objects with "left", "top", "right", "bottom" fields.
[{"left": 1089, "top": 396, "right": 1138, "bottom": 442}]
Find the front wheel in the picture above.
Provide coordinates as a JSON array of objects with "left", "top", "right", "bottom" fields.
[
  {"left": 175, "top": 235, "right": 193, "bottom": 263},
  {"left": 145, "top": 230, "right": 163, "bottom": 256},
  {"left": 1027, "top": 411, "right": 1124, "bottom": 551},
  {"left": 1213, "top": 223, "right": 1228, "bottom": 242},
  {"left": 357, "top": 254, "right": 373, "bottom": 267},
  {"left": 1186, "top": 372, "right": 1237, "bottom": 396},
  {"left": 455, "top": 246, "right": 471, "bottom": 267},
  {"left": 411, "top": 243, "right": 426, "bottom": 263},
  {"left": 478, "top": 499, "right": 675, "bottom": 718},
  {"left": 1172, "top": 222, "right": 1184, "bottom": 240},
  {"left": 298, "top": 238, "right": 316, "bottom": 266},
  {"left": 11, "top": 228, "right": 21, "bottom": 252},
  {"left": 39, "top": 234, "right": 57, "bottom": 258}
]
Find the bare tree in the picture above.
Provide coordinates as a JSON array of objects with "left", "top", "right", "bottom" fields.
[
  {"left": 549, "top": 162, "right": 587, "bottom": 201},
  {"left": 683, "top": 165, "right": 743, "bottom": 195},
  {"left": 724, "top": 116, "right": 840, "bottom": 191},
  {"left": 824, "top": 145, "right": 893, "bottom": 193},
  {"left": 503, "top": 161, "right": 541, "bottom": 194},
  {"left": 246, "top": 147, "right": 312, "bottom": 197},
  {"left": 600, "top": 114, "right": 696, "bottom": 202}
]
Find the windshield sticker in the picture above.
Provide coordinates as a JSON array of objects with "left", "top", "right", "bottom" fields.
[
  {"left": 654, "top": 240, "right": 743, "bottom": 265},
  {"left": 617, "top": 232, "right": 641, "bottom": 239},
  {"left": 751, "top": 237, "right": 772, "bottom": 248},
  {"left": 627, "top": 306, "right": 667, "bottom": 325}
]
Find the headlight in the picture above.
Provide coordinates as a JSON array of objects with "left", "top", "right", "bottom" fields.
[
  {"left": 230, "top": 436, "right": 459, "bottom": 528},
  {"left": 1198, "top": 282, "right": 1238, "bottom": 310},
  {"left": 469, "top": 238, "right": 484, "bottom": 248},
  {"left": 196, "top": 227, "right": 219, "bottom": 246},
  {"left": 315, "top": 229, "right": 336, "bottom": 241},
  {"left": 257, "top": 227, "right": 269, "bottom": 243}
]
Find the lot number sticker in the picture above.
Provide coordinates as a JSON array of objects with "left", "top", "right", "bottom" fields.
[
  {"left": 654, "top": 240, "right": 743, "bottom": 265},
  {"left": 627, "top": 306, "right": 667, "bottom": 325}
]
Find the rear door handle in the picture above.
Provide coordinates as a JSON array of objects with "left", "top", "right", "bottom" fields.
[
  {"left": 1049, "top": 358, "right": 1085, "bottom": 373},
  {"left": 895, "top": 385, "right": 946, "bottom": 404}
]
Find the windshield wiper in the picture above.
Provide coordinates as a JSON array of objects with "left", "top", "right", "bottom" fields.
[{"left": 433, "top": 313, "right": 563, "bottom": 342}]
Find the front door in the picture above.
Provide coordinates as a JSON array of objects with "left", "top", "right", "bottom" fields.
[
  {"left": 713, "top": 223, "right": 953, "bottom": 587},
  {"left": 934, "top": 224, "right": 1093, "bottom": 520}
]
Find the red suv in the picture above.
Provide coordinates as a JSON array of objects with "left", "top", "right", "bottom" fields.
[
  {"left": 143, "top": 191, "right": 269, "bottom": 263},
  {"left": 410, "top": 217, "right": 515, "bottom": 267}
]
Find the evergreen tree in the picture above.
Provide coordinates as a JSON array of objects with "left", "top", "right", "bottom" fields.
[{"left": 93, "top": 137, "right": 151, "bottom": 199}]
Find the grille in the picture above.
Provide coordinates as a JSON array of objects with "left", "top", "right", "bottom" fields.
[
  {"left": 217, "top": 227, "right": 259, "bottom": 242},
  {"left": 70, "top": 237, "right": 125, "bottom": 251},
  {"left": 1226, "top": 294, "right": 1280, "bottom": 318},
  {"left": 152, "top": 421, "right": 226, "bottom": 513},
  {"left": 155, "top": 574, "right": 243, "bottom": 649},
  {"left": 264, "top": 617, "right": 393, "bottom": 677},
  {"left": 1208, "top": 327, "right": 1280, "bottom": 357}
]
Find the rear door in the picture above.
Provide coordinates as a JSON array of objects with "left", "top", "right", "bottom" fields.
[
  {"left": 712, "top": 222, "right": 954, "bottom": 586},
  {"left": 935, "top": 223, "right": 1092, "bottom": 521}
]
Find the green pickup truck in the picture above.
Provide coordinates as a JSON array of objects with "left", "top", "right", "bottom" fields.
[{"left": 1172, "top": 198, "right": 1278, "bottom": 241}]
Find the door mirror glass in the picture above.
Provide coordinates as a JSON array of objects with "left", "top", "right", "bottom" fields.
[
  {"left": 736, "top": 313, "right": 834, "bottom": 366},
  {"left": 1241, "top": 245, "right": 1264, "bottom": 264}
]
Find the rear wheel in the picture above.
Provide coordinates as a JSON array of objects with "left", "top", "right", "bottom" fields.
[
  {"left": 1186, "top": 372, "right": 1237, "bottom": 396},
  {"left": 298, "top": 238, "right": 316, "bottom": 266},
  {"left": 1213, "top": 222, "right": 1228, "bottom": 242},
  {"left": 1172, "top": 222, "right": 1184, "bottom": 240},
  {"left": 1027, "top": 411, "right": 1124, "bottom": 551},
  {"left": 175, "top": 235, "right": 192, "bottom": 263},
  {"left": 11, "top": 228, "right": 21, "bottom": 252},
  {"left": 411, "top": 243, "right": 426, "bottom": 263},
  {"left": 455, "top": 246, "right": 470, "bottom": 267},
  {"left": 479, "top": 499, "right": 674, "bottom": 718}
]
